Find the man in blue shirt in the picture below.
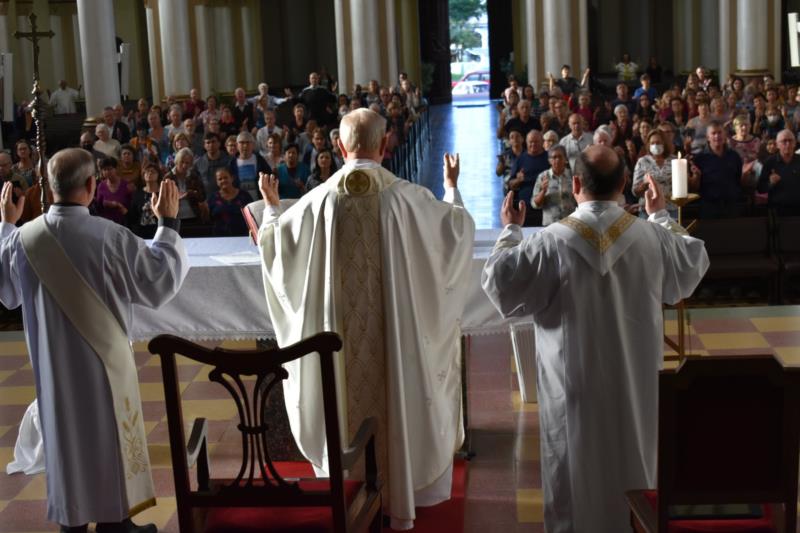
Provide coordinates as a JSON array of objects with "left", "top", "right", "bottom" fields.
[
  {"left": 509, "top": 130, "right": 550, "bottom": 226},
  {"left": 276, "top": 143, "right": 310, "bottom": 198},
  {"left": 691, "top": 121, "right": 745, "bottom": 218}
]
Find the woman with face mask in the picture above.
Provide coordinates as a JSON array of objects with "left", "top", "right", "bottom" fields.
[{"left": 631, "top": 130, "right": 678, "bottom": 218}]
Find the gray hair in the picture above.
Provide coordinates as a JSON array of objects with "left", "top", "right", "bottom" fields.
[
  {"left": 47, "top": 148, "right": 95, "bottom": 196},
  {"left": 548, "top": 145, "right": 567, "bottom": 159},
  {"left": 594, "top": 126, "right": 612, "bottom": 143},
  {"left": 329, "top": 128, "right": 339, "bottom": 141},
  {"left": 543, "top": 130, "right": 559, "bottom": 143},
  {"left": 339, "top": 108, "right": 386, "bottom": 154},
  {"left": 236, "top": 131, "right": 255, "bottom": 144},
  {"left": 174, "top": 147, "right": 194, "bottom": 165},
  {"left": 613, "top": 104, "right": 628, "bottom": 116}
]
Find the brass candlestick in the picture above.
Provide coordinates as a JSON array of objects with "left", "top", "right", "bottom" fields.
[
  {"left": 669, "top": 193, "right": 700, "bottom": 227},
  {"left": 667, "top": 193, "right": 699, "bottom": 359}
]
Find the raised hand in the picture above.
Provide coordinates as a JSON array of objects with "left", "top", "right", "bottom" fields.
[
  {"left": 259, "top": 172, "right": 280, "bottom": 206},
  {"left": 443, "top": 152, "right": 460, "bottom": 188},
  {"left": 152, "top": 179, "right": 179, "bottom": 219},
  {"left": 644, "top": 174, "right": 665, "bottom": 215},
  {"left": 500, "top": 190, "right": 525, "bottom": 226},
  {"left": 0, "top": 182, "right": 25, "bottom": 225},
  {"left": 769, "top": 169, "right": 781, "bottom": 185}
]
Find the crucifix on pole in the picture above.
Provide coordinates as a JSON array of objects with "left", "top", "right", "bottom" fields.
[{"left": 14, "top": 13, "right": 54, "bottom": 213}]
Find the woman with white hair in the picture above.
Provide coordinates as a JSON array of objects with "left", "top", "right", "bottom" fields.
[
  {"left": 93, "top": 124, "right": 121, "bottom": 159},
  {"left": 612, "top": 104, "right": 633, "bottom": 146},
  {"left": 167, "top": 147, "right": 208, "bottom": 223}
]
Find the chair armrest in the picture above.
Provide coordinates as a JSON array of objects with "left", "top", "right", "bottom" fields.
[
  {"left": 342, "top": 417, "right": 377, "bottom": 472},
  {"left": 187, "top": 417, "right": 208, "bottom": 467},
  {"left": 625, "top": 489, "right": 656, "bottom": 533}
]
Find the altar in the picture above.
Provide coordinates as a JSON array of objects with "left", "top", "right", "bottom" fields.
[{"left": 130, "top": 228, "right": 542, "bottom": 341}]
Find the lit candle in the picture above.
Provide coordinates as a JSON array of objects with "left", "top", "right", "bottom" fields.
[{"left": 671, "top": 152, "right": 688, "bottom": 199}]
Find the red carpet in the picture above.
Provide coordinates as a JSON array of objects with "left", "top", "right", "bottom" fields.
[
  {"left": 270, "top": 459, "right": 468, "bottom": 532},
  {"left": 403, "top": 458, "right": 468, "bottom": 533}
]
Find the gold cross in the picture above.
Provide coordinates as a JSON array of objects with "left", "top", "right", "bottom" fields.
[{"left": 13, "top": 13, "right": 54, "bottom": 81}]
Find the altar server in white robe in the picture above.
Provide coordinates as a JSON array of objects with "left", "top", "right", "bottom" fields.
[
  {"left": 258, "top": 108, "right": 475, "bottom": 529},
  {"left": 482, "top": 145, "right": 709, "bottom": 533},
  {"left": 0, "top": 148, "right": 188, "bottom": 533}
]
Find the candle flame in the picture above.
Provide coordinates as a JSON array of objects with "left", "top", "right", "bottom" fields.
[{"left": 677, "top": 151, "right": 683, "bottom": 159}]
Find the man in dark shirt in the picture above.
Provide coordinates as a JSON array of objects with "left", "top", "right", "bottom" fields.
[
  {"left": 611, "top": 83, "right": 637, "bottom": 117},
  {"left": 193, "top": 132, "right": 232, "bottom": 201},
  {"left": 758, "top": 129, "right": 800, "bottom": 215},
  {"left": 691, "top": 121, "right": 745, "bottom": 218},
  {"left": 509, "top": 130, "right": 550, "bottom": 226},
  {"left": 231, "top": 87, "right": 255, "bottom": 131},
  {"left": 503, "top": 99, "right": 541, "bottom": 139}
]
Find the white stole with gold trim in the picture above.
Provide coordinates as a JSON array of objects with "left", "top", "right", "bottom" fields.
[
  {"left": 548, "top": 205, "right": 642, "bottom": 275},
  {"left": 19, "top": 217, "right": 155, "bottom": 516}
]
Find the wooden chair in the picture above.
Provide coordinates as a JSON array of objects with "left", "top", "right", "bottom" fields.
[
  {"left": 148, "top": 332, "right": 383, "bottom": 533},
  {"left": 626, "top": 355, "right": 800, "bottom": 532}
]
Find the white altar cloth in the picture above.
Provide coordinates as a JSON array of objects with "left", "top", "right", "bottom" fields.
[{"left": 130, "top": 228, "right": 542, "bottom": 342}]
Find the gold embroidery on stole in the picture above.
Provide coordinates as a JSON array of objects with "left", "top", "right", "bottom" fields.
[{"left": 558, "top": 212, "right": 636, "bottom": 253}]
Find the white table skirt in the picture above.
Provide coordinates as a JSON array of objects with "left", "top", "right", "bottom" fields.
[{"left": 130, "top": 227, "right": 542, "bottom": 342}]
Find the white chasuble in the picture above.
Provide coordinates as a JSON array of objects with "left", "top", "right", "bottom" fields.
[
  {"left": 19, "top": 217, "right": 155, "bottom": 516},
  {"left": 482, "top": 202, "right": 709, "bottom": 533},
  {"left": 259, "top": 160, "right": 475, "bottom": 526}
]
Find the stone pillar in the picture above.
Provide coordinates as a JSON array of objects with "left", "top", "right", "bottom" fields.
[
  {"left": 384, "top": 0, "right": 398, "bottom": 85},
  {"left": 49, "top": 14, "right": 66, "bottom": 85},
  {"left": 718, "top": 0, "right": 732, "bottom": 87},
  {"left": 735, "top": 0, "right": 768, "bottom": 75},
  {"left": 71, "top": 13, "right": 84, "bottom": 89},
  {"left": 76, "top": 0, "right": 120, "bottom": 116},
  {"left": 397, "top": 0, "right": 421, "bottom": 86},
  {"left": 699, "top": 0, "right": 719, "bottom": 72},
  {"left": 542, "top": 0, "right": 571, "bottom": 78},
  {"left": 0, "top": 11, "right": 9, "bottom": 55},
  {"left": 241, "top": 2, "right": 256, "bottom": 89},
  {"left": 525, "top": 0, "right": 539, "bottom": 89},
  {"left": 350, "top": 0, "right": 381, "bottom": 84},
  {"left": 157, "top": 0, "right": 193, "bottom": 96},
  {"left": 144, "top": 2, "right": 161, "bottom": 103},
  {"left": 333, "top": 0, "right": 351, "bottom": 92},
  {"left": 194, "top": 2, "right": 213, "bottom": 97},
  {"left": 214, "top": 6, "right": 235, "bottom": 92}
]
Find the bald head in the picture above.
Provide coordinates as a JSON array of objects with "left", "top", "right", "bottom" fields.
[
  {"left": 777, "top": 128, "right": 796, "bottom": 160},
  {"left": 338, "top": 108, "right": 387, "bottom": 161},
  {"left": 573, "top": 145, "right": 625, "bottom": 199}
]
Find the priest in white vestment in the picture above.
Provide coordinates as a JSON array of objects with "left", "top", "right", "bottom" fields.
[
  {"left": 482, "top": 145, "right": 709, "bottom": 533},
  {"left": 258, "top": 108, "right": 475, "bottom": 529},
  {"left": 0, "top": 149, "right": 188, "bottom": 533}
]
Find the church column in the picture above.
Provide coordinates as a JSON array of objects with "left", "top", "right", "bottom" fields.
[
  {"left": 49, "top": 14, "right": 66, "bottom": 85},
  {"left": 144, "top": 1, "right": 162, "bottom": 103},
  {"left": 157, "top": 0, "right": 193, "bottom": 96},
  {"left": 699, "top": 1, "right": 719, "bottom": 73},
  {"left": 542, "top": 0, "right": 571, "bottom": 78},
  {"left": 76, "top": 0, "right": 120, "bottom": 115},
  {"left": 383, "top": 0, "right": 399, "bottom": 86},
  {"left": 525, "top": 0, "right": 540, "bottom": 89},
  {"left": 396, "top": 0, "right": 421, "bottom": 87},
  {"left": 71, "top": 13, "right": 84, "bottom": 89},
  {"left": 213, "top": 5, "right": 235, "bottom": 93},
  {"left": 240, "top": 1, "right": 256, "bottom": 89},
  {"left": 735, "top": 0, "right": 768, "bottom": 76},
  {"left": 350, "top": 0, "right": 381, "bottom": 85},
  {"left": 333, "top": 0, "right": 352, "bottom": 92},
  {"left": 718, "top": 0, "right": 731, "bottom": 86},
  {"left": 194, "top": 1, "right": 212, "bottom": 97}
]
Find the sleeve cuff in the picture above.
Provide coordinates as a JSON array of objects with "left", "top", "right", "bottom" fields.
[
  {"left": 158, "top": 216, "right": 181, "bottom": 233},
  {"left": 443, "top": 186, "right": 464, "bottom": 206},
  {"left": 0, "top": 221, "right": 18, "bottom": 238}
]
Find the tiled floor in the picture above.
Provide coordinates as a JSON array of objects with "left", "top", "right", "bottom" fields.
[{"left": 1, "top": 307, "right": 799, "bottom": 532}]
